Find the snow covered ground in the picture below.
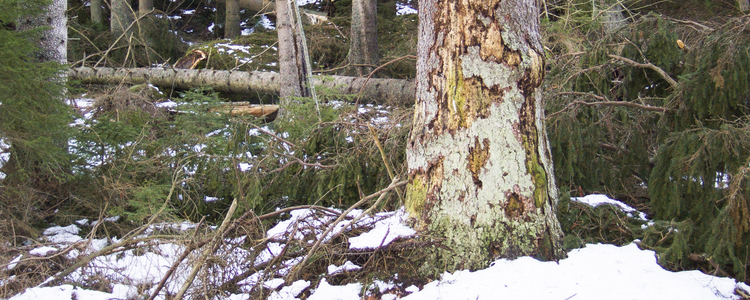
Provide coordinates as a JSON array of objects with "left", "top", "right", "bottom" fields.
[{"left": 5, "top": 195, "right": 750, "bottom": 300}]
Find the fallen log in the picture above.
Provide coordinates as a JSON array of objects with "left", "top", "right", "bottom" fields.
[{"left": 69, "top": 67, "right": 416, "bottom": 105}]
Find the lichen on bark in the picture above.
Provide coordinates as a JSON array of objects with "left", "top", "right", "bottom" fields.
[{"left": 406, "top": 0, "right": 565, "bottom": 274}]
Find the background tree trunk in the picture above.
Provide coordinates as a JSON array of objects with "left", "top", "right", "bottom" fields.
[
  {"left": 225, "top": 0, "right": 241, "bottom": 38},
  {"left": 111, "top": 0, "right": 134, "bottom": 37},
  {"left": 139, "top": 0, "right": 154, "bottom": 16},
  {"left": 348, "top": 0, "right": 378, "bottom": 76},
  {"left": 276, "top": 0, "right": 308, "bottom": 114},
  {"left": 91, "top": 0, "right": 103, "bottom": 24},
  {"left": 68, "top": 67, "right": 416, "bottom": 104},
  {"left": 405, "top": 0, "right": 565, "bottom": 273},
  {"left": 739, "top": 0, "right": 750, "bottom": 12},
  {"left": 593, "top": 0, "right": 626, "bottom": 33}
]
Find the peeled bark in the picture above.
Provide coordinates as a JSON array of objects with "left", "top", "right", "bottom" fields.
[
  {"left": 405, "top": 0, "right": 565, "bottom": 272},
  {"left": 348, "top": 0, "right": 378, "bottom": 76},
  {"left": 68, "top": 67, "right": 415, "bottom": 104},
  {"left": 226, "top": 0, "right": 241, "bottom": 38}
]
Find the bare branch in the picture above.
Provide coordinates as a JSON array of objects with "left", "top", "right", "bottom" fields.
[{"left": 608, "top": 54, "right": 678, "bottom": 88}]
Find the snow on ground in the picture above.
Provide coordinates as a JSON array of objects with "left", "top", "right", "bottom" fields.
[{"left": 6, "top": 197, "right": 749, "bottom": 300}]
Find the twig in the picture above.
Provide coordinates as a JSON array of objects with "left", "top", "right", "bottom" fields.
[
  {"left": 547, "top": 92, "right": 675, "bottom": 119},
  {"left": 354, "top": 55, "right": 417, "bottom": 104},
  {"left": 286, "top": 178, "right": 407, "bottom": 282},
  {"left": 607, "top": 54, "right": 678, "bottom": 88},
  {"left": 148, "top": 217, "right": 208, "bottom": 300},
  {"left": 173, "top": 198, "right": 239, "bottom": 299}
]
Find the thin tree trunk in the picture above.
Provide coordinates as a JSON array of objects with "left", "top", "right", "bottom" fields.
[
  {"left": 276, "top": 0, "right": 307, "bottom": 112},
  {"left": 226, "top": 0, "right": 241, "bottom": 38},
  {"left": 91, "top": 0, "right": 103, "bottom": 24},
  {"left": 405, "top": 0, "right": 565, "bottom": 273},
  {"left": 348, "top": 0, "right": 378, "bottom": 76},
  {"left": 68, "top": 67, "right": 415, "bottom": 104},
  {"left": 139, "top": 0, "right": 154, "bottom": 16},
  {"left": 593, "top": 0, "right": 626, "bottom": 33}
]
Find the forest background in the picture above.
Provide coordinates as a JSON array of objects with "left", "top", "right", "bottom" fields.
[{"left": 2, "top": 0, "right": 750, "bottom": 298}]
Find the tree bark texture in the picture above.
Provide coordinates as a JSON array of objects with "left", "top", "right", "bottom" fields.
[
  {"left": 91, "top": 0, "right": 103, "bottom": 24},
  {"left": 405, "top": 0, "right": 565, "bottom": 272},
  {"left": 18, "top": 0, "right": 67, "bottom": 64},
  {"left": 739, "top": 0, "right": 750, "bottom": 12},
  {"left": 348, "top": 0, "right": 379, "bottom": 76},
  {"left": 139, "top": 0, "right": 154, "bottom": 16},
  {"left": 111, "top": 0, "right": 135, "bottom": 36},
  {"left": 226, "top": 0, "right": 241, "bottom": 38},
  {"left": 594, "top": 0, "right": 626, "bottom": 33},
  {"left": 68, "top": 67, "right": 415, "bottom": 104},
  {"left": 276, "top": 0, "right": 308, "bottom": 107}
]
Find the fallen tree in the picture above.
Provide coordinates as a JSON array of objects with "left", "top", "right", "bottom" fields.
[{"left": 69, "top": 67, "right": 416, "bottom": 105}]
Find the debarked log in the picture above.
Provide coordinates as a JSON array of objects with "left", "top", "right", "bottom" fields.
[{"left": 69, "top": 67, "right": 416, "bottom": 105}]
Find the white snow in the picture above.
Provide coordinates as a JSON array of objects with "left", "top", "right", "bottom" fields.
[
  {"left": 29, "top": 246, "right": 58, "bottom": 257},
  {"left": 7, "top": 204, "right": 748, "bottom": 300},
  {"left": 402, "top": 242, "right": 739, "bottom": 300},
  {"left": 572, "top": 194, "right": 648, "bottom": 221}
]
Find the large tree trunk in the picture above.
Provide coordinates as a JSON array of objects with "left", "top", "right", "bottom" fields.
[
  {"left": 68, "top": 67, "right": 415, "bottom": 104},
  {"left": 405, "top": 0, "right": 565, "bottom": 273},
  {"left": 348, "top": 0, "right": 378, "bottom": 76},
  {"left": 91, "top": 0, "right": 103, "bottom": 24},
  {"left": 111, "top": 0, "right": 134, "bottom": 37},
  {"left": 225, "top": 0, "right": 241, "bottom": 38}
]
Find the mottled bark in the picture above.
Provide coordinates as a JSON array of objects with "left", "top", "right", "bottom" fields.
[
  {"left": 18, "top": 0, "right": 67, "bottom": 64},
  {"left": 226, "top": 0, "right": 241, "bottom": 38},
  {"left": 91, "top": 0, "right": 103, "bottom": 24},
  {"left": 406, "top": 0, "right": 565, "bottom": 272},
  {"left": 111, "top": 0, "right": 134, "bottom": 37},
  {"left": 348, "top": 0, "right": 378, "bottom": 76},
  {"left": 276, "top": 0, "right": 308, "bottom": 116},
  {"left": 68, "top": 67, "right": 415, "bottom": 104},
  {"left": 139, "top": 0, "right": 154, "bottom": 16}
]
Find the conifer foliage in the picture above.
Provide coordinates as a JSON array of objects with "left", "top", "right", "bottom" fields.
[{"left": 545, "top": 11, "right": 750, "bottom": 281}]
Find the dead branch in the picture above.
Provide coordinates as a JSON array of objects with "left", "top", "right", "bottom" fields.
[
  {"left": 547, "top": 92, "right": 675, "bottom": 119},
  {"left": 608, "top": 54, "right": 678, "bottom": 88}
]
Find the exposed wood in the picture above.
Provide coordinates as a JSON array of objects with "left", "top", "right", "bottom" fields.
[
  {"left": 212, "top": 104, "right": 279, "bottom": 121},
  {"left": 69, "top": 67, "right": 416, "bottom": 105},
  {"left": 173, "top": 50, "right": 207, "bottom": 69}
]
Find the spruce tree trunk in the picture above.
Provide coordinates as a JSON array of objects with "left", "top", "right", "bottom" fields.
[
  {"left": 111, "top": 0, "right": 134, "bottom": 37},
  {"left": 593, "top": 0, "right": 626, "bottom": 33},
  {"left": 276, "top": 0, "right": 308, "bottom": 111},
  {"left": 139, "top": 0, "right": 154, "bottom": 16},
  {"left": 91, "top": 0, "right": 103, "bottom": 24},
  {"left": 348, "top": 0, "right": 378, "bottom": 76},
  {"left": 68, "top": 67, "right": 415, "bottom": 104},
  {"left": 18, "top": 0, "right": 67, "bottom": 64},
  {"left": 405, "top": 0, "right": 565, "bottom": 273},
  {"left": 739, "top": 0, "right": 750, "bottom": 12},
  {"left": 226, "top": 0, "right": 241, "bottom": 38}
]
